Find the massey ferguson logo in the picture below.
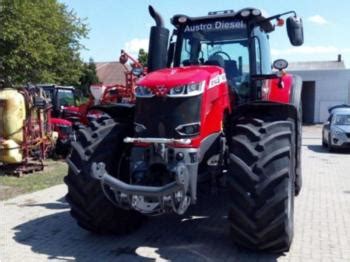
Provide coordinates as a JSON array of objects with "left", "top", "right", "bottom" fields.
[{"left": 154, "top": 86, "right": 168, "bottom": 96}]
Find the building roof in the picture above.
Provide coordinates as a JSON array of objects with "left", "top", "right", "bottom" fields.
[
  {"left": 288, "top": 60, "right": 346, "bottom": 71},
  {"left": 95, "top": 62, "right": 127, "bottom": 85}
]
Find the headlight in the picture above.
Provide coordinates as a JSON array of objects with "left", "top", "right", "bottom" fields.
[
  {"left": 168, "top": 81, "right": 204, "bottom": 97},
  {"left": 334, "top": 130, "right": 342, "bottom": 136},
  {"left": 175, "top": 122, "right": 200, "bottom": 136},
  {"left": 135, "top": 86, "right": 154, "bottom": 98},
  {"left": 170, "top": 86, "right": 185, "bottom": 95},
  {"left": 332, "top": 128, "right": 346, "bottom": 138}
]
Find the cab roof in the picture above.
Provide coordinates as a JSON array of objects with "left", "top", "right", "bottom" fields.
[
  {"left": 36, "top": 84, "right": 75, "bottom": 90},
  {"left": 171, "top": 7, "right": 274, "bottom": 33}
]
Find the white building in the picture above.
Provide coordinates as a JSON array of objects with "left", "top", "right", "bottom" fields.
[{"left": 289, "top": 55, "right": 350, "bottom": 123}]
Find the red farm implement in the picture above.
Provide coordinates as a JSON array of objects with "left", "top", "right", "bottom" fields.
[{"left": 0, "top": 85, "right": 57, "bottom": 175}]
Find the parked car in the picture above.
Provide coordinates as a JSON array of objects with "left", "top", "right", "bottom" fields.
[{"left": 322, "top": 105, "right": 350, "bottom": 151}]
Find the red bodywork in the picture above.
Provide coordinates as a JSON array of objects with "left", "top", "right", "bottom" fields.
[
  {"left": 137, "top": 66, "right": 231, "bottom": 148},
  {"left": 137, "top": 67, "right": 295, "bottom": 148},
  {"left": 263, "top": 73, "right": 293, "bottom": 104},
  {"left": 51, "top": 117, "right": 72, "bottom": 142}
]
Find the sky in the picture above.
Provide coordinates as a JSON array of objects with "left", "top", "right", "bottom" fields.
[{"left": 62, "top": 0, "right": 350, "bottom": 67}]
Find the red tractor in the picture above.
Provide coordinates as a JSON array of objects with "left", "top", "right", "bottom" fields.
[
  {"left": 37, "top": 84, "right": 79, "bottom": 155},
  {"left": 65, "top": 6, "right": 304, "bottom": 252}
]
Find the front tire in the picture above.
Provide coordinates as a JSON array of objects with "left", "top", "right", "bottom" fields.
[
  {"left": 64, "top": 118, "right": 144, "bottom": 234},
  {"left": 227, "top": 115, "right": 295, "bottom": 252},
  {"left": 327, "top": 134, "right": 334, "bottom": 152},
  {"left": 322, "top": 134, "right": 327, "bottom": 148}
]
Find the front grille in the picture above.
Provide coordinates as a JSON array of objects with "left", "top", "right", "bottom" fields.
[{"left": 135, "top": 95, "right": 201, "bottom": 138}]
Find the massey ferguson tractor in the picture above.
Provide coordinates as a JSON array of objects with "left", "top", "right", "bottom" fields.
[
  {"left": 65, "top": 6, "right": 304, "bottom": 252},
  {"left": 37, "top": 84, "right": 78, "bottom": 155}
]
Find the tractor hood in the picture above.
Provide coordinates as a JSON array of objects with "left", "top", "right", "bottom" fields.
[
  {"left": 137, "top": 66, "right": 224, "bottom": 88},
  {"left": 51, "top": 118, "right": 72, "bottom": 126}
]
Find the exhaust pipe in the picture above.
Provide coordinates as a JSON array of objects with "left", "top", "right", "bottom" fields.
[
  {"left": 149, "top": 5, "right": 164, "bottom": 27},
  {"left": 147, "top": 5, "right": 169, "bottom": 72}
]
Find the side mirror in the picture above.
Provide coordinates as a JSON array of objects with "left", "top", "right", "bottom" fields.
[
  {"left": 286, "top": 16, "right": 304, "bottom": 46},
  {"left": 272, "top": 59, "right": 288, "bottom": 89},
  {"left": 273, "top": 59, "right": 288, "bottom": 71}
]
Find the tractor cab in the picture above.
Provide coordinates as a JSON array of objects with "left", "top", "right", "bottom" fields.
[
  {"left": 37, "top": 84, "right": 79, "bottom": 155},
  {"left": 171, "top": 10, "right": 271, "bottom": 101},
  {"left": 38, "top": 84, "right": 78, "bottom": 118},
  {"left": 147, "top": 7, "right": 303, "bottom": 103}
]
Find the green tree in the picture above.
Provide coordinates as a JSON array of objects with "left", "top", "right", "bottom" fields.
[
  {"left": 0, "top": 0, "right": 88, "bottom": 85},
  {"left": 138, "top": 48, "right": 148, "bottom": 66},
  {"left": 79, "top": 58, "right": 99, "bottom": 96}
]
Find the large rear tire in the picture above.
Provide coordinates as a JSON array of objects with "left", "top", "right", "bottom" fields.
[
  {"left": 64, "top": 118, "right": 144, "bottom": 234},
  {"left": 227, "top": 115, "right": 295, "bottom": 252}
]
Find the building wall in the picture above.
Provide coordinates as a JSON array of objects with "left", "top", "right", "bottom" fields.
[{"left": 289, "top": 69, "right": 350, "bottom": 123}]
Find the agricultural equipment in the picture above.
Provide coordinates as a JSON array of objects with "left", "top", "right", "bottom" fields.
[
  {"left": 85, "top": 50, "right": 145, "bottom": 121},
  {"left": 35, "top": 84, "right": 78, "bottom": 155},
  {"left": 65, "top": 6, "right": 304, "bottom": 252},
  {"left": 38, "top": 85, "right": 77, "bottom": 118},
  {"left": 0, "top": 83, "right": 57, "bottom": 174},
  {"left": 36, "top": 51, "right": 144, "bottom": 155}
]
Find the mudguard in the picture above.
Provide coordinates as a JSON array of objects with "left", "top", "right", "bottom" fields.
[
  {"left": 263, "top": 73, "right": 303, "bottom": 194},
  {"left": 289, "top": 75, "right": 303, "bottom": 195}
]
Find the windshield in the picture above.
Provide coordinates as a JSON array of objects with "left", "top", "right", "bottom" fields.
[
  {"left": 333, "top": 114, "right": 350, "bottom": 126},
  {"left": 57, "top": 89, "right": 75, "bottom": 107},
  {"left": 179, "top": 20, "right": 250, "bottom": 97}
]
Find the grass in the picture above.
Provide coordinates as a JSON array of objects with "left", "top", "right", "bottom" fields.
[{"left": 0, "top": 160, "right": 68, "bottom": 200}]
